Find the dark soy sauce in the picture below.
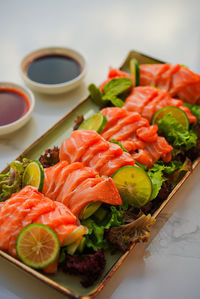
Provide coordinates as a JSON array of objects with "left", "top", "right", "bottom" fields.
[
  {"left": 27, "top": 55, "right": 81, "bottom": 85},
  {"left": 0, "top": 89, "right": 30, "bottom": 126}
]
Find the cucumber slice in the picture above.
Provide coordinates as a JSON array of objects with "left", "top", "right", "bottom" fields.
[
  {"left": 16, "top": 223, "right": 60, "bottom": 269},
  {"left": 112, "top": 165, "right": 152, "bottom": 208},
  {"left": 152, "top": 106, "right": 189, "bottom": 130},
  {"left": 66, "top": 239, "right": 81, "bottom": 255},
  {"left": 62, "top": 225, "right": 86, "bottom": 246},
  {"left": 79, "top": 202, "right": 102, "bottom": 220},
  {"left": 130, "top": 58, "right": 140, "bottom": 86},
  {"left": 78, "top": 113, "right": 107, "bottom": 134},
  {"left": 22, "top": 160, "right": 44, "bottom": 192}
]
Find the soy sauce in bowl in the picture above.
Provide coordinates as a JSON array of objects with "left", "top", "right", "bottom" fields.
[
  {"left": 0, "top": 88, "right": 30, "bottom": 126},
  {"left": 27, "top": 55, "right": 81, "bottom": 85},
  {"left": 0, "top": 82, "right": 35, "bottom": 136},
  {"left": 21, "top": 47, "right": 87, "bottom": 94}
]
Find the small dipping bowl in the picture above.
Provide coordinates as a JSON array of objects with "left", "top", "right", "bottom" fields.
[
  {"left": 0, "top": 82, "right": 35, "bottom": 136},
  {"left": 20, "top": 47, "right": 87, "bottom": 94}
]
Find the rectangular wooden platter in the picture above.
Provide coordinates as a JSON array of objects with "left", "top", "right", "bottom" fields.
[{"left": 1, "top": 50, "right": 200, "bottom": 298}]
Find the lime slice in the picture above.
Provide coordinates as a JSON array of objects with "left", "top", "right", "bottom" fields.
[
  {"left": 112, "top": 165, "right": 152, "bottom": 208},
  {"left": 16, "top": 223, "right": 60, "bottom": 269},
  {"left": 130, "top": 58, "right": 140, "bottom": 86},
  {"left": 152, "top": 106, "right": 189, "bottom": 130},
  {"left": 78, "top": 113, "right": 107, "bottom": 133},
  {"left": 22, "top": 160, "right": 44, "bottom": 192}
]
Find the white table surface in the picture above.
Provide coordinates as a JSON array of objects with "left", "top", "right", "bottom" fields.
[{"left": 0, "top": 0, "right": 200, "bottom": 298}]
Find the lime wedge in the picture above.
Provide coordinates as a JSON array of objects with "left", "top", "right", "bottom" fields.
[
  {"left": 112, "top": 165, "right": 152, "bottom": 208},
  {"left": 78, "top": 113, "right": 107, "bottom": 133},
  {"left": 22, "top": 160, "right": 44, "bottom": 192},
  {"left": 130, "top": 58, "right": 140, "bottom": 86},
  {"left": 152, "top": 106, "right": 189, "bottom": 130},
  {"left": 16, "top": 223, "right": 60, "bottom": 269}
]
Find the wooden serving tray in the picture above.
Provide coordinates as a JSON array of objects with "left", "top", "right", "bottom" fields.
[{"left": 1, "top": 50, "right": 199, "bottom": 298}]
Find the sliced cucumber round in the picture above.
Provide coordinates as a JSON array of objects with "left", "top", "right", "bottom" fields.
[
  {"left": 152, "top": 106, "right": 189, "bottom": 130},
  {"left": 130, "top": 58, "right": 140, "bottom": 86},
  {"left": 112, "top": 165, "right": 152, "bottom": 208},
  {"left": 79, "top": 202, "right": 102, "bottom": 220},
  {"left": 78, "top": 113, "right": 107, "bottom": 134}
]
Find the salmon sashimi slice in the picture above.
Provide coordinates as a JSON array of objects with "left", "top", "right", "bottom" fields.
[
  {"left": 43, "top": 161, "right": 97, "bottom": 201},
  {"left": 123, "top": 86, "right": 158, "bottom": 115},
  {"left": 59, "top": 130, "right": 135, "bottom": 176},
  {"left": 177, "top": 82, "right": 200, "bottom": 105},
  {"left": 124, "top": 86, "right": 196, "bottom": 123},
  {"left": 99, "top": 151, "right": 135, "bottom": 176},
  {"left": 0, "top": 186, "right": 80, "bottom": 258},
  {"left": 66, "top": 177, "right": 122, "bottom": 215},
  {"left": 132, "top": 149, "right": 154, "bottom": 167},
  {"left": 59, "top": 130, "right": 100, "bottom": 162},
  {"left": 81, "top": 138, "right": 109, "bottom": 166},
  {"left": 89, "top": 143, "right": 123, "bottom": 172},
  {"left": 109, "top": 119, "right": 149, "bottom": 141},
  {"left": 100, "top": 107, "right": 172, "bottom": 168},
  {"left": 43, "top": 161, "right": 122, "bottom": 216},
  {"left": 140, "top": 64, "right": 171, "bottom": 86},
  {"left": 101, "top": 112, "right": 141, "bottom": 141},
  {"left": 140, "top": 64, "right": 200, "bottom": 104}
]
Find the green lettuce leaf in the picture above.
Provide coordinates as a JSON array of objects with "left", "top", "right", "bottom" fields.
[
  {"left": 157, "top": 113, "right": 197, "bottom": 151},
  {"left": 0, "top": 159, "right": 30, "bottom": 202},
  {"left": 147, "top": 160, "right": 182, "bottom": 200},
  {"left": 81, "top": 205, "right": 125, "bottom": 251},
  {"left": 183, "top": 102, "right": 200, "bottom": 122}
]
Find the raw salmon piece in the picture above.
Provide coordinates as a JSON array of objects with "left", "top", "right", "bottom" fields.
[
  {"left": 99, "top": 152, "right": 135, "bottom": 176},
  {"left": 124, "top": 86, "right": 158, "bottom": 114},
  {"left": 124, "top": 86, "right": 196, "bottom": 123},
  {"left": 136, "top": 125, "right": 158, "bottom": 143},
  {"left": 81, "top": 139, "right": 109, "bottom": 166},
  {"left": 121, "top": 138, "right": 145, "bottom": 152},
  {"left": 67, "top": 177, "right": 122, "bottom": 215},
  {"left": 59, "top": 130, "right": 135, "bottom": 176},
  {"left": 59, "top": 130, "right": 101, "bottom": 163},
  {"left": 101, "top": 112, "right": 141, "bottom": 140},
  {"left": 109, "top": 119, "right": 149, "bottom": 141},
  {"left": 89, "top": 143, "right": 123, "bottom": 172},
  {"left": 101, "top": 107, "right": 127, "bottom": 131},
  {"left": 100, "top": 107, "right": 172, "bottom": 168},
  {"left": 0, "top": 186, "right": 79, "bottom": 258},
  {"left": 140, "top": 64, "right": 171, "bottom": 86},
  {"left": 43, "top": 160, "right": 122, "bottom": 216},
  {"left": 140, "top": 64, "right": 200, "bottom": 105},
  {"left": 177, "top": 82, "right": 200, "bottom": 105},
  {"left": 132, "top": 149, "right": 154, "bottom": 168},
  {"left": 43, "top": 161, "right": 97, "bottom": 201}
]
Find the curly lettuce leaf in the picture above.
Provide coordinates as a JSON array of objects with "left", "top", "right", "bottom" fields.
[
  {"left": 0, "top": 159, "right": 30, "bottom": 202},
  {"left": 147, "top": 160, "right": 182, "bottom": 200},
  {"left": 105, "top": 213, "right": 156, "bottom": 252},
  {"left": 81, "top": 205, "right": 125, "bottom": 251},
  {"left": 157, "top": 114, "right": 197, "bottom": 151},
  {"left": 183, "top": 102, "right": 200, "bottom": 122}
]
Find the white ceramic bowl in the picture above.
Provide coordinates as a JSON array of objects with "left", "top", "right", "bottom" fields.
[
  {"left": 0, "top": 82, "right": 35, "bottom": 136},
  {"left": 20, "top": 47, "right": 87, "bottom": 94}
]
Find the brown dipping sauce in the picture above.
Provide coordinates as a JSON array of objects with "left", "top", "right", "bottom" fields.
[
  {"left": 26, "top": 54, "right": 81, "bottom": 85},
  {"left": 0, "top": 88, "right": 30, "bottom": 126}
]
